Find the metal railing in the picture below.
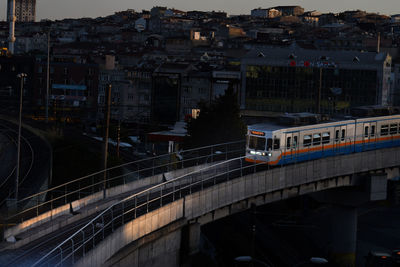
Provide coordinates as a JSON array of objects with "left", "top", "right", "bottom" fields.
[
  {"left": 31, "top": 133, "right": 400, "bottom": 266},
  {"left": 4, "top": 140, "right": 245, "bottom": 226},
  {"left": 33, "top": 156, "right": 266, "bottom": 267}
]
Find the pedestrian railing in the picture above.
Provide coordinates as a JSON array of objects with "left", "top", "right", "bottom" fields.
[
  {"left": 33, "top": 156, "right": 264, "bottom": 267},
  {"left": 4, "top": 140, "right": 245, "bottom": 228}
]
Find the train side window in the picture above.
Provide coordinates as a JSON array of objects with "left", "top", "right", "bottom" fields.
[
  {"left": 381, "top": 125, "right": 389, "bottom": 136},
  {"left": 304, "top": 135, "right": 311, "bottom": 147},
  {"left": 293, "top": 136, "right": 298, "bottom": 148},
  {"left": 313, "top": 133, "right": 321, "bottom": 146},
  {"left": 273, "top": 139, "right": 280, "bottom": 150},
  {"left": 335, "top": 130, "right": 339, "bottom": 142},
  {"left": 390, "top": 124, "right": 398, "bottom": 135},
  {"left": 286, "top": 137, "right": 291, "bottom": 149},
  {"left": 341, "top": 129, "right": 346, "bottom": 141},
  {"left": 371, "top": 125, "right": 375, "bottom": 137},
  {"left": 322, "top": 132, "right": 330, "bottom": 144},
  {"left": 364, "top": 126, "right": 369, "bottom": 138}
]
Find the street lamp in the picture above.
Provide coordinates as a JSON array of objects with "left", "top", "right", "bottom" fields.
[{"left": 15, "top": 73, "right": 27, "bottom": 200}]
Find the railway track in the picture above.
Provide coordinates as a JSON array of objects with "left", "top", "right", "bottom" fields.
[{"left": 0, "top": 121, "right": 34, "bottom": 206}]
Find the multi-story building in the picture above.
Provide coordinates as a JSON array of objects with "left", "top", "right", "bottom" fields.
[
  {"left": 152, "top": 62, "right": 196, "bottom": 125},
  {"left": 7, "top": 0, "right": 36, "bottom": 22},
  {"left": 124, "top": 66, "right": 153, "bottom": 123},
  {"left": 273, "top": 6, "right": 304, "bottom": 16},
  {"left": 251, "top": 8, "right": 281, "bottom": 18},
  {"left": 0, "top": 55, "right": 35, "bottom": 110},
  {"left": 34, "top": 56, "right": 99, "bottom": 120},
  {"left": 393, "top": 63, "right": 400, "bottom": 106},
  {"left": 241, "top": 47, "right": 392, "bottom": 115}
]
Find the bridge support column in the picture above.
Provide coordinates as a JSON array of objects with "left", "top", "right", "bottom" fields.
[
  {"left": 180, "top": 222, "right": 201, "bottom": 263},
  {"left": 327, "top": 205, "right": 357, "bottom": 266}
]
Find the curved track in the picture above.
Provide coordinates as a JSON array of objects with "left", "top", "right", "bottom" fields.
[{"left": 0, "top": 121, "right": 34, "bottom": 205}]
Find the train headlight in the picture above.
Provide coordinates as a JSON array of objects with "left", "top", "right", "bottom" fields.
[
  {"left": 250, "top": 150, "right": 256, "bottom": 155},
  {"left": 262, "top": 152, "right": 266, "bottom": 156},
  {"left": 268, "top": 152, "right": 272, "bottom": 157}
]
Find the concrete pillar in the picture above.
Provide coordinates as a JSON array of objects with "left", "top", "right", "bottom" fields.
[
  {"left": 328, "top": 205, "right": 357, "bottom": 267},
  {"left": 368, "top": 173, "right": 387, "bottom": 201},
  {"left": 180, "top": 222, "right": 201, "bottom": 264},
  {"left": 188, "top": 223, "right": 201, "bottom": 255}
]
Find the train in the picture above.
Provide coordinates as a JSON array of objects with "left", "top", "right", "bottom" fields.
[{"left": 245, "top": 114, "right": 400, "bottom": 165}]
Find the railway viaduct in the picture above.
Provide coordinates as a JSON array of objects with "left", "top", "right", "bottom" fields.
[{"left": 2, "top": 146, "right": 400, "bottom": 266}]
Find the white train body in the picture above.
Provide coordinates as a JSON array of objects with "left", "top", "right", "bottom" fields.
[{"left": 245, "top": 115, "right": 400, "bottom": 165}]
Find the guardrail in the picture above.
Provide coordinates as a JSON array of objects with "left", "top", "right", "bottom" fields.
[
  {"left": 30, "top": 134, "right": 400, "bottom": 266},
  {"left": 4, "top": 140, "right": 245, "bottom": 226},
  {"left": 33, "top": 156, "right": 264, "bottom": 266}
]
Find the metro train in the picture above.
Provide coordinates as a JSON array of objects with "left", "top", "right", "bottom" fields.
[{"left": 245, "top": 114, "right": 400, "bottom": 165}]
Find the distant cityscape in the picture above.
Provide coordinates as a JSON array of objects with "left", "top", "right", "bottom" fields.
[{"left": 0, "top": 4, "right": 399, "bottom": 140}]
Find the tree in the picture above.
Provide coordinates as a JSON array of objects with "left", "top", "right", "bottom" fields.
[{"left": 186, "top": 86, "right": 246, "bottom": 148}]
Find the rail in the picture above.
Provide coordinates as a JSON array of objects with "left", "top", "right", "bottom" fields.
[{"left": 4, "top": 140, "right": 245, "bottom": 225}]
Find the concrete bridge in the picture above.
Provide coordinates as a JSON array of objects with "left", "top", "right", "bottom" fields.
[{"left": 2, "top": 145, "right": 399, "bottom": 266}]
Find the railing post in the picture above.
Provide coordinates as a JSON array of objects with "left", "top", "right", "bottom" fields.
[
  {"left": 122, "top": 202, "right": 125, "bottom": 224},
  {"left": 134, "top": 197, "right": 137, "bottom": 218},
  {"left": 101, "top": 216, "right": 104, "bottom": 239},
  {"left": 71, "top": 239, "right": 74, "bottom": 264},
  {"left": 36, "top": 196, "right": 39, "bottom": 217},
  {"left": 152, "top": 159, "right": 155, "bottom": 176},
  {"left": 240, "top": 158, "right": 243, "bottom": 177},
  {"left": 92, "top": 223, "right": 95, "bottom": 248},
  {"left": 160, "top": 187, "right": 163, "bottom": 207},
  {"left": 147, "top": 191, "right": 149, "bottom": 212},
  {"left": 111, "top": 208, "right": 114, "bottom": 232},
  {"left": 59, "top": 246, "right": 63, "bottom": 265},
  {"left": 82, "top": 231, "right": 85, "bottom": 256},
  {"left": 173, "top": 182, "right": 175, "bottom": 201}
]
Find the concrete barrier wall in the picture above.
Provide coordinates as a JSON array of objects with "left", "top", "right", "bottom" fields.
[
  {"left": 184, "top": 147, "right": 400, "bottom": 222},
  {"left": 4, "top": 164, "right": 206, "bottom": 241},
  {"left": 75, "top": 199, "right": 184, "bottom": 267}
]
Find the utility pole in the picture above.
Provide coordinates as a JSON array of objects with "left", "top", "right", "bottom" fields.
[
  {"left": 116, "top": 120, "right": 121, "bottom": 158},
  {"left": 15, "top": 73, "right": 27, "bottom": 200},
  {"left": 46, "top": 30, "right": 50, "bottom": 124},
  {"left": 316, "top": 67, "right": 322, "bottom": 114},
  {"left": 103, "top": 84, "right": 112, "bottom": 198}
]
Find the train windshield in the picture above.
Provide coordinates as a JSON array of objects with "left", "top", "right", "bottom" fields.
[{"left": 248, "top": 136, "right": 266, "bottom": 151}]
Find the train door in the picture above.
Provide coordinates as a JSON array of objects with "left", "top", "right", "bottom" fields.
[
  {"left": 285, "top": 132, "right": 299, "bottom": 163},
  {"left": 362, "top": 122, "right": 372, "bottom": 151},
  {"left": 369, "top": 121, "right": 377, "bottom": 150},
  {"left": 334, "top": 125, "right": 347, "bottom": 154}
]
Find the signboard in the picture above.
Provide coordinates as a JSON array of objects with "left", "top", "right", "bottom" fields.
[{"left": 289, "top": 60, "right": 337, "bottom": 68}]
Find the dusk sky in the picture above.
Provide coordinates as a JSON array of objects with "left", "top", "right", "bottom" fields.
[{"left": 1, "top": 0, "right": 399, "bottom": 21}]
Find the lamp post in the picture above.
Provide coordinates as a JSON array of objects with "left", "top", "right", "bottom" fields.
[
  {"left": 15, "top": 73, "right": 27, "bottom": 200},
  {"left": 46, "top": 30, "right": 50, "bottom": 124}
]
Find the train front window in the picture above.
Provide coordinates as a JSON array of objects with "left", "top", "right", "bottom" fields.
[
  {"left": 267, "top": 138, "right": 272, "bottom": 151},
  {"left": 273, "top": 139, "right": 280, "bottom": 150},
  {"left": 248, "top": 136, "right": 266, "bottom": 151}
]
